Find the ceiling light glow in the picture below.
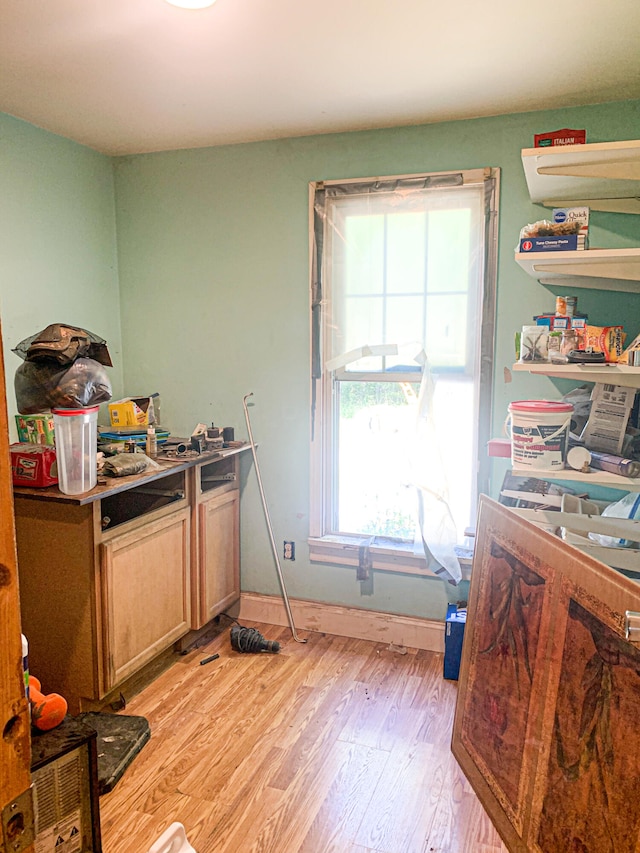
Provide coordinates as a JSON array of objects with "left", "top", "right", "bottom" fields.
[{"left": 165, "top": 0, "right": 217, "bottom": 8}]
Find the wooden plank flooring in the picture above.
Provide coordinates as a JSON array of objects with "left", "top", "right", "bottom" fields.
[{"left": 100, "top": 621, "right": 507, "bottom": 853}]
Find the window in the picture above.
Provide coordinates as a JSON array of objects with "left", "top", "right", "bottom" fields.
[{"left": 310, "top": 169, "right": 499, "bottom": 574}]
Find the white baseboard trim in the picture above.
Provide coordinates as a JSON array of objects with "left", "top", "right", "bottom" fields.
[{"left": 238, "top": 592, "right": 445, "bottom": 653}]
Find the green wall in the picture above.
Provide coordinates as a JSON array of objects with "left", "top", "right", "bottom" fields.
[
  {"left": 113, "top": 100, "right": 640, "bottom": 620},
  {"left": 0, "top": 113, "right": 123, "bottom": 436},
  {"left": 2, "top": 101, "right": 639, "bottom": 622}
]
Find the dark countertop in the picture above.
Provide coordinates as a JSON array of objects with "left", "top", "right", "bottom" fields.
[{"left": 13, "top": 442, "right": 250, "bottom": 505}]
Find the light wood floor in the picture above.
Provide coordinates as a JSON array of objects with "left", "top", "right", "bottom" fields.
[{"left": 100, "top": 621, "right": 507, "bottom": 853}]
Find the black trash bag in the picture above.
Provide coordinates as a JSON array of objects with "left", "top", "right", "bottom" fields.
[
  {"left": 15, "top": 357, "right": 112, "bottom": 413},
  {"left": 13, "top": 323, "right": 112, "bottom": 367}
]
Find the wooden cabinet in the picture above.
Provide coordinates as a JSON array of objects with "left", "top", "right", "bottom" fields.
[
  {"left": 14, "top": 471, "right": 190, "bottom": 712},
  {"left": 101, "top": 507, "right": 191, "bottom": 687},
  {"left": 192, "top": 454, "right": 240, "bottom": 628},
  {"left": 14, "top": 446, "right": 247, "bottom": 711},
  {"left": 453, "top": 497, "right": 640, "bottom": 853}
]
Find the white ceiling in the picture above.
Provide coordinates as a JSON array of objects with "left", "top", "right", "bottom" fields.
[{"left": 1, "top": 0, "right": 639, "bottom": 157}]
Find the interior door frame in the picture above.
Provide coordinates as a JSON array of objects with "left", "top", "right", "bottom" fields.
[{"left": 0, "top": 318, "right": 33, "bottom": 851}]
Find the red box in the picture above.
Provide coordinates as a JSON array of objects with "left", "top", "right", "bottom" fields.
[
  {"left": 534, "top": 128, "right": 586, "bottom": 147},
  {"left": 487, "top": 438, "right": 511, "bottom": 458},
  {"left": 10, "top": 443, "right": 58, "bottom": 487}
]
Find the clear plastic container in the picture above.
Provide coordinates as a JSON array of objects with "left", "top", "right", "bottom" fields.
[{"left": 52, "top": 406, "right": 99, "bottom": 494}]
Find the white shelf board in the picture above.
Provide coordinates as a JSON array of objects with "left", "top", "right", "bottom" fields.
[
  {"left": 511, "top": 466, "right": 640, "bottom": 491},
  {"left": 522, "top": 140, "right": 640, "bottom": 212},
  {"left": 514, "top": 247, "right": 640, "bottom": 290},
  {"left": 511, "top": 362, "right": 640, "bottom": 388}
]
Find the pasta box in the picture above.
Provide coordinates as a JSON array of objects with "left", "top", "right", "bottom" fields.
[{"left": 10, "top": 443, "right": 58, "bottom": 487}]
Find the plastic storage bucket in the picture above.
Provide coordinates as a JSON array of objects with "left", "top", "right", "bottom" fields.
[
  {"left": 507, "top": 400, "right": 573, "bottom": 472},
  {"left": 52, "top": 406, "right": 99, "bottom": 494}
]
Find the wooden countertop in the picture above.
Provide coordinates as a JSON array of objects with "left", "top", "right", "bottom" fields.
[{"left": 13, "top": 442, "right": 251, "bottom": 505}]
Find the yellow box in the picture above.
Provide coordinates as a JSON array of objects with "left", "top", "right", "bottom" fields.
[{"left": 108, "top": 398, "right": 152, "bottom": 427}]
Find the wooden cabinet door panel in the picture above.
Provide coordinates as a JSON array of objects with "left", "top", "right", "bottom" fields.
[
  {"left": 101, "top": 508, "right": 190, "bottom": 688},
  {"left": 454, "top": 526, "right": 554, "bottom": 840},
  {"left": 532, "top": 588, "right": 640, "bottom": 853},
  {"left": 453, "top": 496, "right": 640, "bottom": 853},
  {"left": 198, "top": 489, "right": 239, "bottom": 625}
]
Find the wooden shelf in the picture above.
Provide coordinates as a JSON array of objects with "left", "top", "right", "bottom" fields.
[
  {"left": 511, "top": 465, "right": 640, "bottom": 491},
  {"left": 511, "top": 362, "right": 640, "bottom": 388},
  {"left": 514, "top": 247, "right": 640, "bottom": 290},
  {"left": 521, "top": 139, "right": 640, "bottom": 213}
]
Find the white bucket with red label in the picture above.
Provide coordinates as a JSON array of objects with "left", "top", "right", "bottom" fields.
[{"left": 507, "top": 400, "right": 573, "bottom": 471}]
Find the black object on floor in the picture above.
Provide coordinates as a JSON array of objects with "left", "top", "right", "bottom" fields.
[{"left": 76, "top": 712, "right": 151, "bottom": 795}]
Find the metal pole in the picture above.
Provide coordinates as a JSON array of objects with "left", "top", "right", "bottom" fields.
[{"left": 243, "top": 393, "right": 307, "bottom": 643}]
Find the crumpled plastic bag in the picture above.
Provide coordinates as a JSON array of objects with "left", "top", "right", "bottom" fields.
[
  {"left": 13, "top": 323, "right": 112, "bottom": 366},
  {"left": 15, "top": 357, "right": 112, "bottom": 413},
  {"left": 588, "top": 492, "right": 640, "bottom": 548},
  {"left": 103, "top": 453, "right": 160, "bottom": 477}
]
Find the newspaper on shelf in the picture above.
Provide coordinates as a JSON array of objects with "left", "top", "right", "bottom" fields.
[{"left": 581, "top": 383, "right": 636, "bottom": 455}]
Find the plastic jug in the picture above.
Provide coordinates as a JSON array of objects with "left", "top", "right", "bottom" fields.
[{"left": 52, "top": 406, "right": 99, "bottom": 494}]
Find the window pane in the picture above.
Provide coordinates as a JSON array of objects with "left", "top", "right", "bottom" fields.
[
  {"left": 427, "top": 208, "right": 473, "bottom": 294},
  {"left": 337, "top": 381, "right": 418, "bottom": 539},
  {"left": 385, "top": 295, "right": 425, "bottom": 367},
  {"left": 387, "top": 212, "right": 425, "bottom": 295},
  {"left": 336, "top": 377, "right": 476, "bottom": 542},
  {"left": 344, "top": 214, "right": 384, "bottom": 296},
  {"left": 425, "top": 294, "right": 468, "bottom": 368}
]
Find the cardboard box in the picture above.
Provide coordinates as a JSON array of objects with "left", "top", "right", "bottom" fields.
[
  {"left": 108, "top": 396, "right": 156, "bottom": 427},
  {"left": 15, "top": 414, "right": 55, "bottom": 446},
  {"left": 444, "top": 604, "right": 467, "bottom": 680},
  {"left": 519, "top": 235, "right": 585, "bottom": 252},
  {"left": 553, "top": 206, "right": 589, "bottom": 236},
  {"left": 534, "top": 128, "right": 586, "bottom": 147},
  {"left": 10, "top": 443, "right": 58, "bottom": 487}
]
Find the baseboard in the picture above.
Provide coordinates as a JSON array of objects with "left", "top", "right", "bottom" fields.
[{"left": 238, "top": 592, "right": 445, "bottom": 653}]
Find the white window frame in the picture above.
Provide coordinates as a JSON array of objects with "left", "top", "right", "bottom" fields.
[{"left": 308, "top": 168, "right": 499, "bottom": 577}]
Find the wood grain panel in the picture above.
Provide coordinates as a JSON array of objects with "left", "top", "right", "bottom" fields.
[
  {"left": 101, "top": 508, "right": 190, "bottom": 687},
  {"left": 198, "top": 488, "right": 239, "bottom": 625},
  {"left": 453, "top": 496, "right": 640, "bottom": 853},
  {"left": 0, "top": 318, "right": 32, "bottom": 851}
]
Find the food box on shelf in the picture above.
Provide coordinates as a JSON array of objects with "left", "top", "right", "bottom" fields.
[
  {"left": 519, "top": 234, "right": 586, "bottom": 252},
  {"left": 534, "top": 128, "right": 586, "bottom": 147},
  {"left": 15, "top": 414, "right": 55, "bottom": 446},
  {"left": 108, "top": 396, "right": 157, "bottom": 427},
  {"left": 10, "top": 443, "right": 58, "bottom": 487}
]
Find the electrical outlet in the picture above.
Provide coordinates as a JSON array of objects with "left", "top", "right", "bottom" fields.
[{"left": 283, "top": 541, "right": 295, "bottom": 561}]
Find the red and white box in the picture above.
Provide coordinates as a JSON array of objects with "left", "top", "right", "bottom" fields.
[
  {"left": 10, "top": 443, "right": 58, "bottom": 487},
  {"left": 534, "top": 128, "right": 586, "bottom": 147}
]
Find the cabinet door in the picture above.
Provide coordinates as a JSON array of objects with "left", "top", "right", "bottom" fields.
[
  {"left": 197, "top": 488, "right": 239, "bottom": 626},
  {"left": 101, "top": 508, "right": 191, "bottom": 689},
  {"left": 452, "top": 496, "right": 640, "bottom": 853}
]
